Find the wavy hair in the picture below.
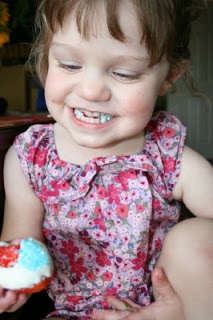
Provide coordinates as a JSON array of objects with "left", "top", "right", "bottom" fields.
[{"left": 29, "top": 0, "right": 207, "bottom": 86}]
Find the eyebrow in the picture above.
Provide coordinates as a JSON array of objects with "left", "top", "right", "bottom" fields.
[{"left": 50, "top": 41, "right": 150, "bottom": 64}]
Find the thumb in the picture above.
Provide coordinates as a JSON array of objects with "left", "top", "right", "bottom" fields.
[
  {"left": 152, "top": 267, "right": 176, "bottom": 301},
  {"left": 123, "top": 305, "right": 155, "bottom": 320}
]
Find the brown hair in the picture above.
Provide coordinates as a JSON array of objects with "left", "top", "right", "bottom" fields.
[{"left": 29, "top": 0, "right": 207, "bottom": 86}]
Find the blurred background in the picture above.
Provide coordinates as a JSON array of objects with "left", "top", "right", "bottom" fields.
[{"left": 0, "top": 0, "right": 45, "bottom": 115}]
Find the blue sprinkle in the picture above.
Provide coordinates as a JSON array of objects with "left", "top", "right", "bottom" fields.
[{"left": 17, "top": 238, "right": 49, "bottom": 271}]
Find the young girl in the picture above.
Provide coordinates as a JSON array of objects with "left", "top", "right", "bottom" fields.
[{"left": 1, "top": 0, "right": 213, "bottom": 319}]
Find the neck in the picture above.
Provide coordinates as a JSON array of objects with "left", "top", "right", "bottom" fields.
[{"left": 54, "top": 123, "right": 145, "bottom": 165}]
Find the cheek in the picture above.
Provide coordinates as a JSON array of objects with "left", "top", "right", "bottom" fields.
[
  {"left": 126, "top": 76, "right": 166, "bottom": 113},
  {"left": 45, "top": 70, "right": 69, "bottom": 104},
  {"left": 122, "top": 89, "right": 156, "bottom": 116}
]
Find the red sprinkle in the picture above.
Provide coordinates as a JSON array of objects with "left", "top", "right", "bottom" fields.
[{"left": 0, "top": 244, "right": 20, "bottom": 268}]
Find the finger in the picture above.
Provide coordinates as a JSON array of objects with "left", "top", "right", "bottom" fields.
[
  {"left": 152, "top": 267, "right": 176, "bottom": 301},
  {"left": 91, "top": 309, "right": 131, "bottom": 320},
  {"left": 107, "top": 296, "right": 135, "bottom": 311},
  {"left": 0, "top": 290, "right": 17, "bottom": 313},
  {"left": 123, "top": 305, "right": 156, "bottom": 320},
  {"left": 6, "top": 293, "right": 30, "bottom": 313},
  {"left": 122, "top": 298, "right": 141, "bottom": 310}
]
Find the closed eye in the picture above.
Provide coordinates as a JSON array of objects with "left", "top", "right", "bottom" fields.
[
  {"left": 58, "top": 62, "right": 82, "bottom": 72},
  {"left": 113, "top": 72, "right": 140, "bottom": 81}
]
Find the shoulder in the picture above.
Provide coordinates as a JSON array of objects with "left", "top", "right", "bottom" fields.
[
  {"left": 146, "top": 111, "right": 187, "bottom": 166},
  {"left": 12, "top": 124, "right": 54, "bottom": 183},
  {"left": 14, "top": 123, "right": 53, "bottom": 146},
  {"left": 4, "top": 144, "right": 37, "bottom": 198},
  {"left": 4, "top": 144, "right": 21, "bottom": 169},
  {"left": 174, "top": 145, "right": 213, "bottom": 196},
  {"left": 146, "top": 111, "right": 186, "bottom": 138},
  {"left": 4, "top": 145, "right": 31, "bottom": 183},
  {"left": 174, "top": 145, "right": 213, "bottom": 217},
  {"left": 145, "top": 111, "right": 187, "bottom": 162},
  {"left": 143, "top": 111, "right": 187, "bottom": 199},
  {"left": 14, "top": 123, "right": 54, "bottom": 157}
]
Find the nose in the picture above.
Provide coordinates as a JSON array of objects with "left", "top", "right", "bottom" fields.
[{"left": 76, "top": 73, "right": 111, "bottom": 102}]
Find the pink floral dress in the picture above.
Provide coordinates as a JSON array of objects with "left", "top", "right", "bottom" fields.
[{"left": 14, "top": 111, "right": 186, "bottom": 319}]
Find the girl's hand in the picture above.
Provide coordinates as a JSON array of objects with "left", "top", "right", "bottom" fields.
[
  {"left": 0, "top": 287, "right": 31, "bottom": 313},
  {"left": 0, "top": 239, "right": 30, "bottom": 313},
  {"left": 91, "top": 267, "right": 184, "bottom": 320}
]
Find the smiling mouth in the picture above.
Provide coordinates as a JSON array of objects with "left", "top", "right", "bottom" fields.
[{"left": 73, "top": 108, "right": 114, "bottom": 124}]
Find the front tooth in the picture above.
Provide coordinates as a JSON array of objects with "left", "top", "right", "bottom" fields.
[
  {"left": 74, "top": 108, "right": 82, "bottom": 115},
  {"left": 84, "top": 110, "right": 101, "bottom": 117},
  {"left": 75, "top": 113, "right": 83, "bottom": 120},
  {"left": 74, "top": 108, "right": 113, "bottom": 123}
]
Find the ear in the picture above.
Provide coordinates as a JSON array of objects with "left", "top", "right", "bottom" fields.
[{"left": 158, "top": 60, "right": 189, "bottom": 96}]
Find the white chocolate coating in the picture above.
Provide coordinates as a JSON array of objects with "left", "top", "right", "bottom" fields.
[{"left": 0, "top": 238, "right": 54, "bottom": 290}]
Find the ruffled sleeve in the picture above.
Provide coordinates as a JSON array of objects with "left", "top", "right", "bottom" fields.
[
  {"left": 144, "top": 111, "right": 186, "bottom": 200},
  {"left": 13, "top": 124, "right": 54, "bottom": 197}
]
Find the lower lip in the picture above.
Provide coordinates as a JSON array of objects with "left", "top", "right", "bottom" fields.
[{"left": 69, "top": 108, "right": 115, "bottom": 130}]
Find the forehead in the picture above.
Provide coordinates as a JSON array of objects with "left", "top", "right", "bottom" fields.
[{"left": 56, "top": 0, "right": 141, "bottom": 44}]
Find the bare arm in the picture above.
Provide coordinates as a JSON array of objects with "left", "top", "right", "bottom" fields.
[
  {"left": 1, "top": 145, "right": 45, "bottom": 242},
  {"left": 173, "top": 145, "right": 213, "bottom": 218},
  {"left": 0, "top": 146, "right": 45, "bottom": 313}
]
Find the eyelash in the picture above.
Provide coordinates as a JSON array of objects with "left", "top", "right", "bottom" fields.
[
  {"left": 58, "top": 62, "right": 82, "bottom": 71},
  {"left": 113, "top": 72, "right": 140, "bottom": 81},
  {"left": 58, "top": 62, "right": 141, "bottom": 81}
]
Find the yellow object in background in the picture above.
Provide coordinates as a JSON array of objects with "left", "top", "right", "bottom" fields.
[
  {"left": 0, "top": 2, "right": 10, "bottom": 48},
  {"left": 0, "top": 31, "right": 9, "bottom": 48}
]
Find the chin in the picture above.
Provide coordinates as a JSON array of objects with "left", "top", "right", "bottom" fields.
[
  {"left": 73, "top": 138, "right": 104, "bottom": 150},
  {"left": 73, "top": 135, "right": 119, "bottom": 151}
]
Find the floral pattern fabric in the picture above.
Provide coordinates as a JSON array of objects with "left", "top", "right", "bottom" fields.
[{"left": 14, "top": 111, "right": 186, "bottom": 319}]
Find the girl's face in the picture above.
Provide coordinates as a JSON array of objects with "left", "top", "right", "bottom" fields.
[{"left": 45, "top": 1, "right": 170, "bottom": 152}]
